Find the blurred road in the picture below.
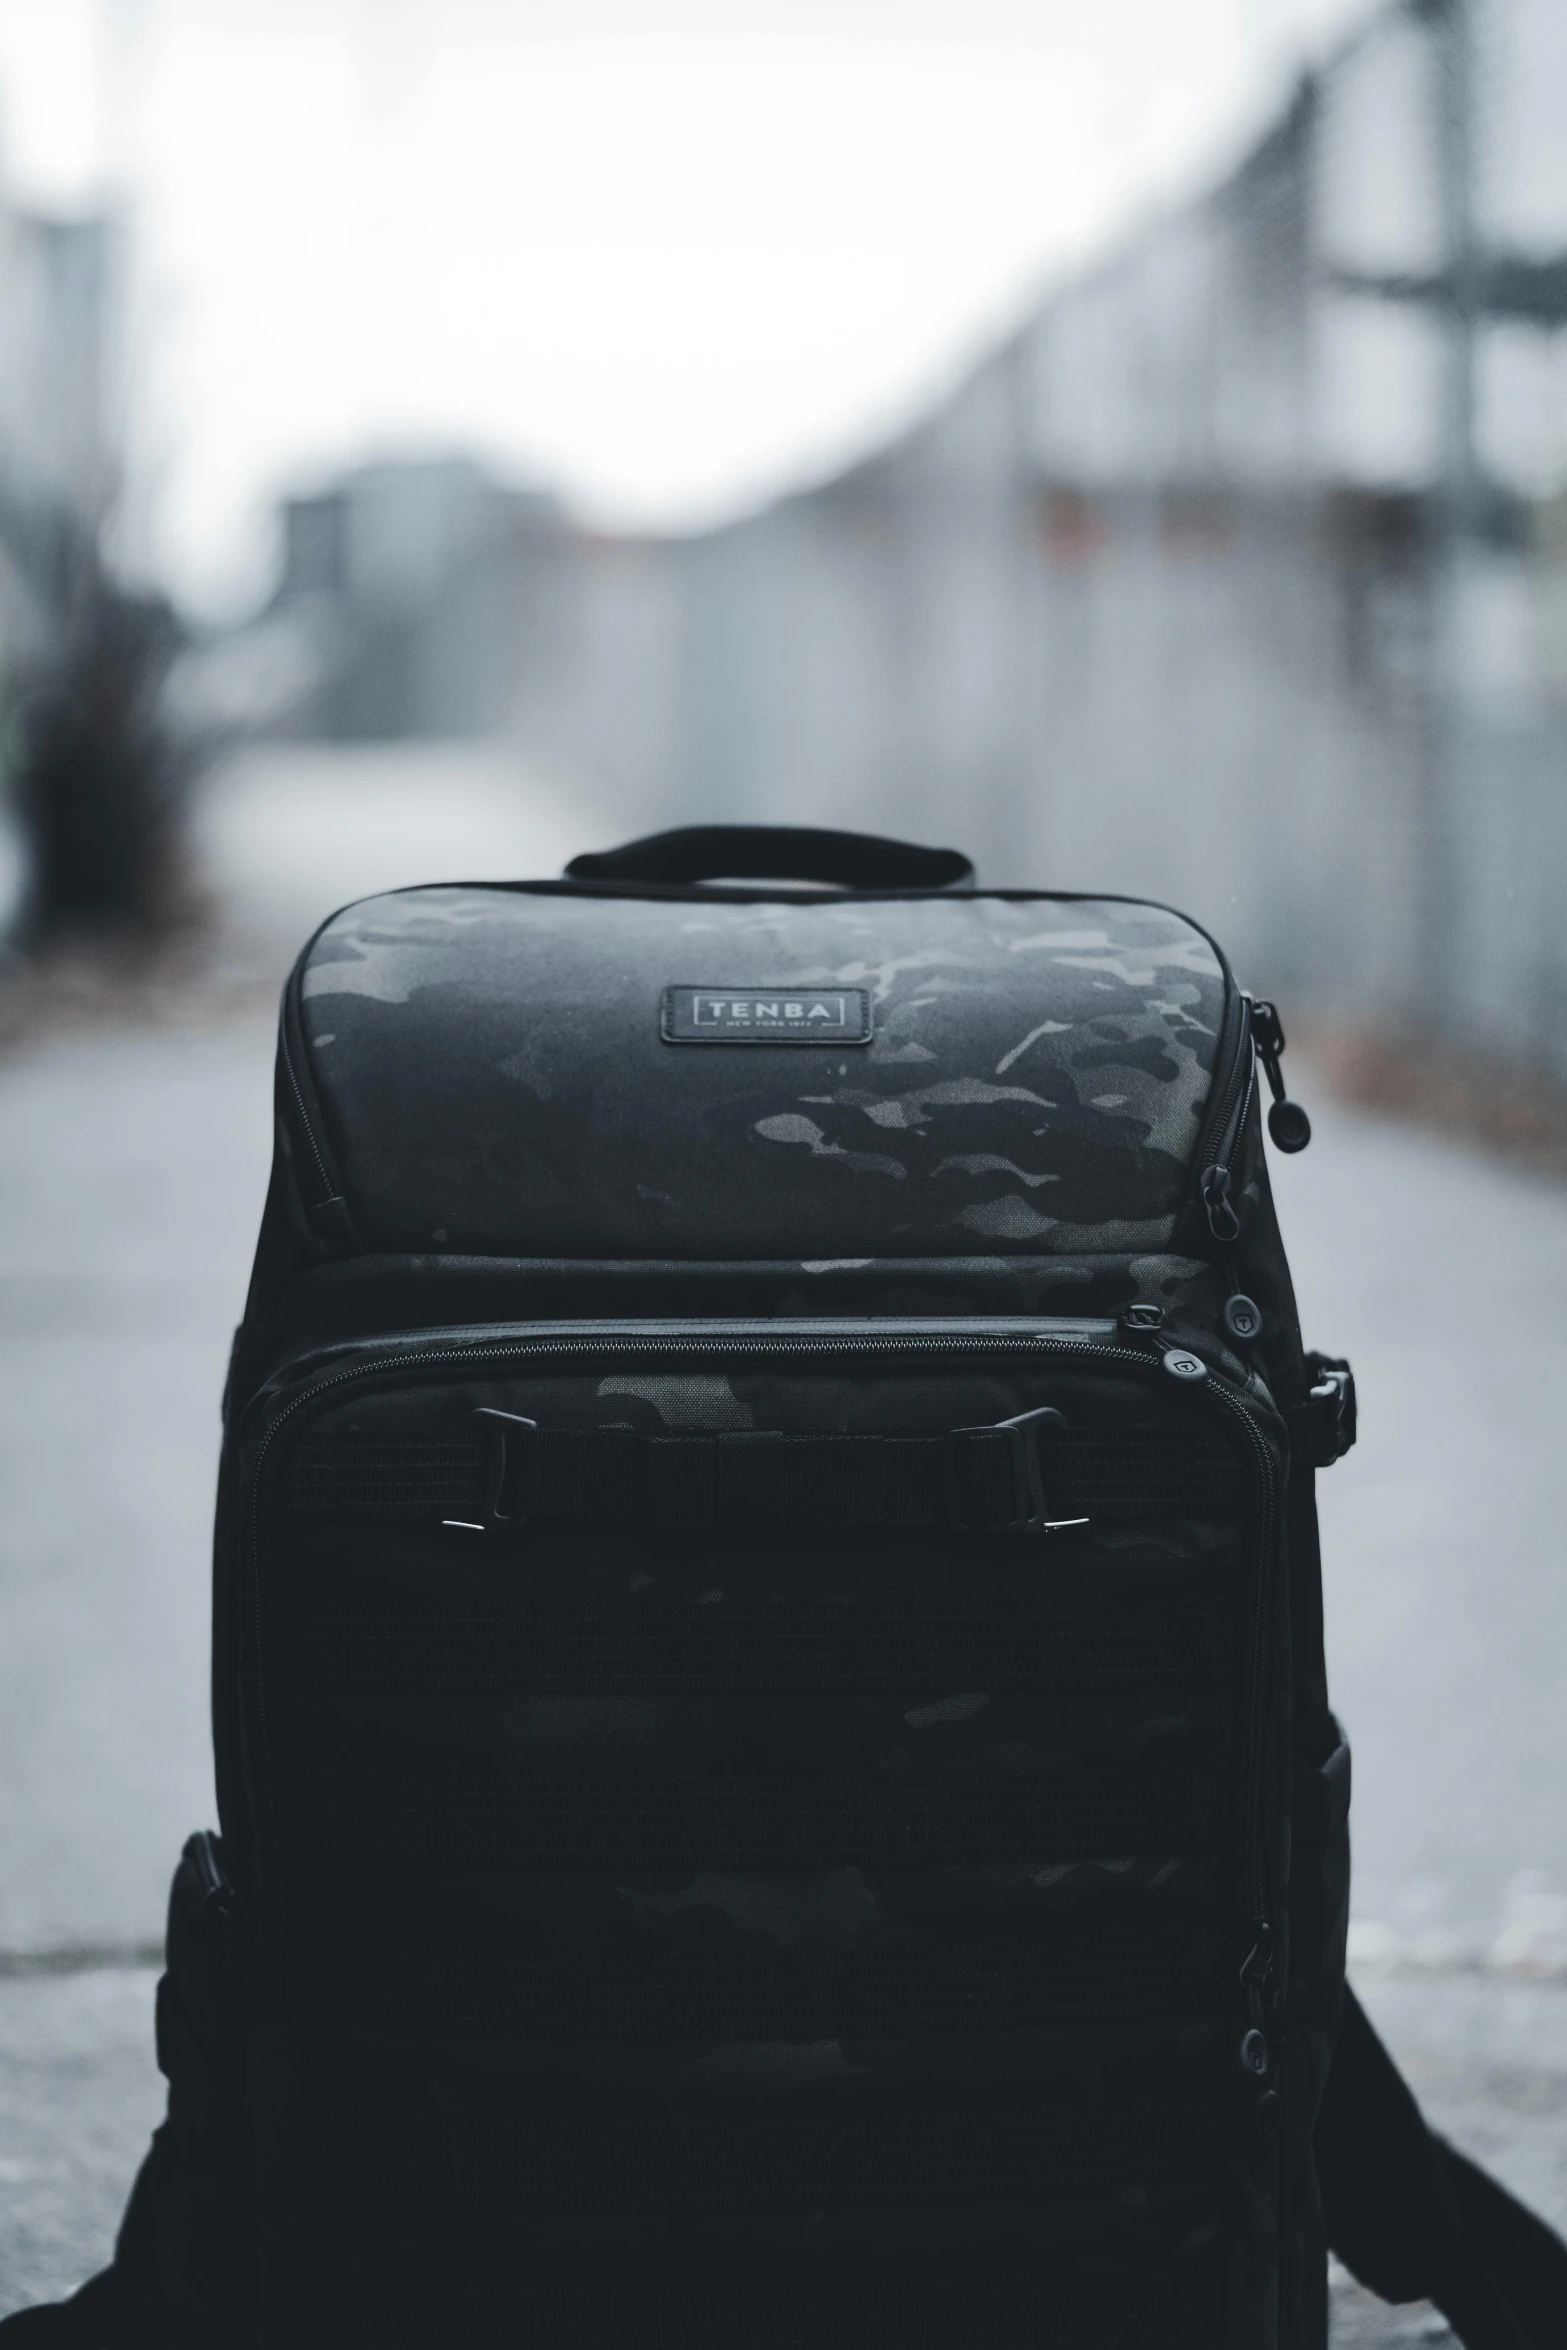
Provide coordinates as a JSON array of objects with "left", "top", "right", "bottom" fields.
[{"left": 0, "top": 752, "right": 1563, "bottom": 2334}]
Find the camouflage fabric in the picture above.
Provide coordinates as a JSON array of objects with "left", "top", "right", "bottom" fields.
[{"left": 294, "top": 887, "right": 1229, "bottom": 1259}]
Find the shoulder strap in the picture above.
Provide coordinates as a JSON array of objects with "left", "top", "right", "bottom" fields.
[
  {"left": 0, "top": 2267, "right": 127, "bottom": 2345},
  {"left": 1320, "top": 1982, "right": 1567, "bottom": 2347}
]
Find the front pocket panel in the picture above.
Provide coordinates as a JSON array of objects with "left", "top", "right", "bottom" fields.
[{"left": 248, "top": 1333, "right": 1274, "bottom": 2346}]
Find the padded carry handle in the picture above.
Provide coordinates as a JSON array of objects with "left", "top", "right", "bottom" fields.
[{"left": 564, "top": 825, "right": 974, "bottom": 890}]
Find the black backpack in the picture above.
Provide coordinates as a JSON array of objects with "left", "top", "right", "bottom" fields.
[{"left": 8, "top": 826, "right": 1564, "bottom": 2348}]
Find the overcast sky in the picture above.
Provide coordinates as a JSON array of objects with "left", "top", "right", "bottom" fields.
[{"left": 0, "top": 0, "right": 1371, "bottom": 614}]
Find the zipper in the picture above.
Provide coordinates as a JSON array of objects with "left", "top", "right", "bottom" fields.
[
  {"left": 277, "top": 958, "right": 353, "bottom": 1216},
  {"left": 1200, "top": 1046, "right": 1256, "bottom": 1248},
  {"left": 278, "top": 1019, "right": 336, "bottom": 1209},
  {"left": 1190, "top": 984, "right": 1253, "bottom": 1248},
  {"left": 277, "top": 984, "right": 362, "bottom": 1248},
  {"left": 1198, "top": 995, "right": 1320, "bottom": 1247},
  {"left": 241, "top": 1317, "right": 1281, "bottom": 2022}
]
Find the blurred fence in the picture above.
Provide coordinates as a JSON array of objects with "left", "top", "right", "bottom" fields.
[{"left": 255, "top": 0, "right": 1567, "bottom": 1081}]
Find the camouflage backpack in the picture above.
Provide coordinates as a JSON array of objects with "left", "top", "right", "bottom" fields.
[{"left": 8, "top": 827, "right": 1564, "bottom": 2349}]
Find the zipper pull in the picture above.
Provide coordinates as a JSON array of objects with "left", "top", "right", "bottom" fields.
[
  {"left": 189, "top": 1830, "right": 235, "bottom": 1926},
  {"left": 1239, "top": 1918, "right": 1276, "bottom": 2026},
  {"left": 180, "top": 1830, "right": 240, "bottom": 1981},
  {"left": 1223, "top": 1291, "right": 1263, "bottom": 1345},
  {"left": 1250, "top": 1000, "right": 1311, "bottom": 1153},
  {"left": 1200, "top": 1162, "right": 1241, "bottom": 1245}
]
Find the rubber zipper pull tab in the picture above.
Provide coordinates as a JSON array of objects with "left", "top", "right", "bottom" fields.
[
  {"left": 1250, "top": 1000, "right": 1311, "bottom": 1153},
  {"left": 1240, "top": 1918, "right": 1276, "bottom": 2027},
  {"left": 1200, "top": 1161, "right": 1241, "bottom": 1244},
  {"left": 188, "top": 1830, "right": 234, "bottom": 1921}
]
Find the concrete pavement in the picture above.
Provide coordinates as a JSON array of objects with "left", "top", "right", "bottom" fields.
[
  {"left": 1278, "top": 1111, "right": 1567, "bottom": 1971},
  {"left": 0, "top": 1020, "right": 271, "bottom": 1957},
  {"left": 0, "top": 1970, "right": 158, "bottom": 2316}
]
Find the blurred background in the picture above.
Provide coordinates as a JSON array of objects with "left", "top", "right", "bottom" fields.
[{"left": 0, "top": 2, "right": 1564, "bottom": 2338}]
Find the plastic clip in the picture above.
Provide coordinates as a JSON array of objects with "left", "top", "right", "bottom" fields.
[
  {"left": 463, "top": 1406, "right": 540, "bottom": 1530},
  {"left": 945, "top": 1405, "right": 1084, "bottom": 1535}
]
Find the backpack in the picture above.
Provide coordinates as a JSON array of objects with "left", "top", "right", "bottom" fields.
[{"left": 7, "top": 825, "right": 1564, "bottom": 2349}]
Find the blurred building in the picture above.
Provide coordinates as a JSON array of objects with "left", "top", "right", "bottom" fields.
[
  {"left": 267, "top": 457, "right": 568, "bottom": 740},
  {"left": 0, "top": 173, "right": 116, "bottom": 926},
  {"left": 0, "top": 189, "right": 113, "bottom": 649},
  {"left": 264, "top": 0, "right": 1567, "bottom": 1078}
]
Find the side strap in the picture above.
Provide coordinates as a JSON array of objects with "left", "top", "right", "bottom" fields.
[
  {"left": 1293, "top": 1354, "right": 1356, "bottom": 1468},
  {"left": 1320, "top": 1982, "right": 1567, "bottom": 2348},
  {"left": 0, "top": 2268, "right": 127, "bottom": 2347}
]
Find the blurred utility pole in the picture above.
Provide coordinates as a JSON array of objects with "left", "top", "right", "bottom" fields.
[
  {"left": 1415, "top": 0, "right": 1478, "bottom": 1026},
  {"left": 1434, "top": 0, "right": 1480, "bottom": 535},
  {"left": 92, "top": 0, "right": 154, "bottom": 579}
]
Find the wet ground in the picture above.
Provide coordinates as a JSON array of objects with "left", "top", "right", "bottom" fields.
[{"left": 0, "top": 751, "right": 1563, "bottom": 2334}]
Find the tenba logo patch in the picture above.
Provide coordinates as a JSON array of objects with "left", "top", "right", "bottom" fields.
[{"left": 661, "top": 986, "right": 873, "bottom": 1045}]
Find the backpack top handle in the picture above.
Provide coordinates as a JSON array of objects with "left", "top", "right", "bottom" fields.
[{"left": 564, "top": 824, "right": 974, "bottom": 891}]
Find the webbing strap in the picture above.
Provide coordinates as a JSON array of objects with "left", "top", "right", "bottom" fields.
[
  {"left": 314, "top": 2081, "right": 1222, "bottom": 2213},
  {"left": 281, "top": 1422, "right": 1241, "bottom": 1532},
  {"left": 316, "top": 2257, "right": 1223, "bottom": 2348},
  {"left": 311, "top": 1921, "right": 1227, "bottom": 2041},
  {"left": 293, "top": 1597, "right": 1232, "bottom": 1694},
  {"left": 325, "top": 1771, "right": 1222, "bottom": 1870},
  {"left": 493, "top": 1425, "right": 957, "bottom": 1528}
]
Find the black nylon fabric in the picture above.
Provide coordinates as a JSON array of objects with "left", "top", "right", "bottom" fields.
[
  {"left": 312, "top": 2054, "right": 1225, "bottom": 2212},
  {"left": 314, "top": 2196, "right": 1225, "bottom": 2350},
  {"left": 308, "top": 1917, "right": 1227, "bottom": 2041},
  {"left": 258, "top": 1363, "right": 1247, "bottom": 2345},
  {"left": 314, "top": 1771, "right": 1227, "bottom": 1871},
  {"left": 292, "top": 1593, "right": 1234, "bottom": 1695}
]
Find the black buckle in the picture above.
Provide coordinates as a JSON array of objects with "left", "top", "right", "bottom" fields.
[
  {"left": 945, "top": 1405, "right": 1085, "bottom": 1535},
  {"left": 1294, "top": 1355, "right": 1356, "bottom": 1468},
  {"left": 449, "top": 1407, "right": 539, "bottom": 1532}
]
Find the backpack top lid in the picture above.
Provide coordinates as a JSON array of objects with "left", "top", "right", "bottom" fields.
[{"left": 286, "top": 830, "right": 1234, "bottom": 1264}]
